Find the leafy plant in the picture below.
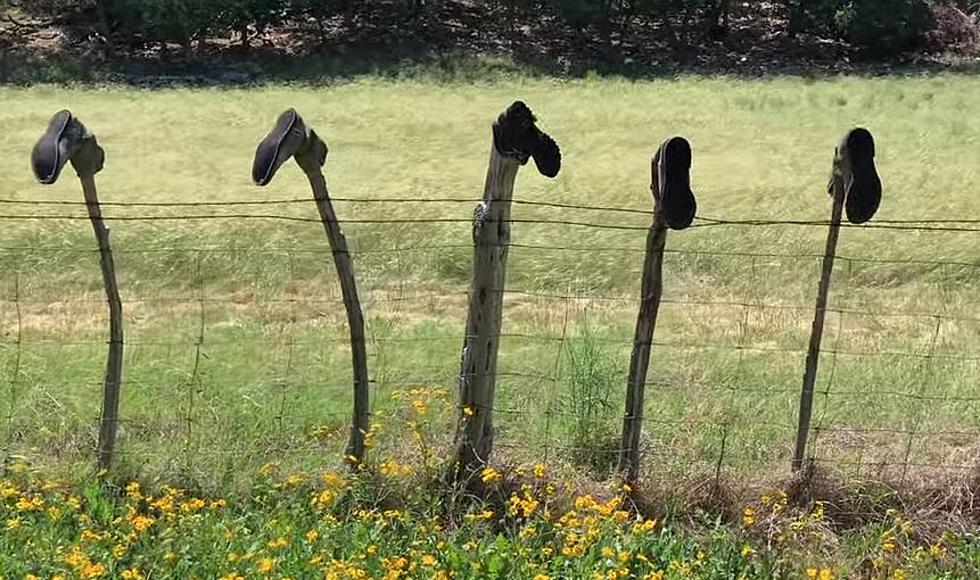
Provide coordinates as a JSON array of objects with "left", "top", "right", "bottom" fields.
[{"left": 562, "top": 322, "right": 621, "bottom": 473}]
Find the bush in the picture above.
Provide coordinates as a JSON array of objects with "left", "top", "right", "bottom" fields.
[
  {"left": 924, "top": 2, "right": 979, "bottom": 53},
  {"left": 785, "top": 0, "right": 841, "bottom": 35},
  {"left": 835, "top": 0, "right": 934, "bottom": 53}
]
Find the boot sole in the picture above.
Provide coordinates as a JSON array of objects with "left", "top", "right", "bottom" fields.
[
  {"left": 844, "top": 128, "right": 881, "bottom": 224},
  {"left": 253, "top": 108, "right": 299, "bottom": 186},
  {"left": 659, "top": 136, "right": 696, "bottom": 230},
  {"left": 32, "top": 110, "right": 72, "bottom": 184}
]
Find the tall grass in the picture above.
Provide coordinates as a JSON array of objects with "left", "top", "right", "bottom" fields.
[
  {"left": 562, "top": 323, "right": 622, "bottom": 475},
  {"left": 0, "top": 74, "right": 979, "bottom": 487}
]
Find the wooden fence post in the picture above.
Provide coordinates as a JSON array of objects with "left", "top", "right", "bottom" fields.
[
  {"left": 793, "top": 128, "right": 881, "bottom": 472},
  {"left": 252, "top": 109, "right": 370, "bottom": 468},
  {"left": 619, "top": 137, "right": 697, "bottom": 485},
  {"left": 454, "top": 101, "right": 561, "bottom": 481},
  {"left": 31, "top": 110, "right": 123, "bottom": 471}
]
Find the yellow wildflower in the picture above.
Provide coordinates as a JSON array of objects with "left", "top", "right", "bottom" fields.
[
  {"left": 130, "top": 514, "right": 154, "bottom": 532},
  {"left": 124, "top": 481, "right": 141, "bottom": 496},
  {"left": 80, "top": 563, "right": 106, "bottom": 579},
  {"left": 742, "top": 506, "right": 756, "bottom": 527},
  {"left": 257, "top": 558, "right": 275, "bottom": 574},
  {"left": 267, "top": 537, "right": 288, "bottom": 550},
  {"left": 181, "top": 498, "right": 206, "bottom": 513},
  {"left": 282, "top": 474, "right": 305, "bottom": 487},
  {"left": 16, "top": 495, "right": 44, "bottom": 511},
  {"left": 314, "top": 489, "right": 336, "bottom": 509},
  {"left": 120, "top": 568, "right": 143, "bottom": 580},
  {"left": 321, "top": 470, "right": 345, "bottom": 488},
  {"left": 480, "top": 467, "right": 501, "bottom": 484}
]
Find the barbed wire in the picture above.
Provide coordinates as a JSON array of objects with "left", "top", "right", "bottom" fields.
[
  {"left": 3, "top": 199, "right": 979, "bottom": 481},
  {"left": 4, "top": 206, "right": 980, "bottom": 234}
]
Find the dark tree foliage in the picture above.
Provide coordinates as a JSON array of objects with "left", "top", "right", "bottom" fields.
[
  {"left": 836, "top": 0, "right": 935, "bottom": 54},
  {"left": 2, "top": 0, "right": 955, "bottom": 57}
]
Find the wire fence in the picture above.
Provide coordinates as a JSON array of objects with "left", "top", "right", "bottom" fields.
[{"left": 1, "top": 193, "right": 979, "bottom": 486}]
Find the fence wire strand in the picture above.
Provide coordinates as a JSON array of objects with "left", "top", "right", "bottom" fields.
[{"left": 2, "top": 197, "right": 979, "bottom": 482}]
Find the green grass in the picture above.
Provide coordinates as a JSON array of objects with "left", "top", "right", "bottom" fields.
[
  {"left": 1, "top": 74, "right": 980, "bottom": 493},
  {"left": 3, "top": 458, "right": 980, "bottom": 579}
]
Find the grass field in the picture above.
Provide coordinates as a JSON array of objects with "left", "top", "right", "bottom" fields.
[{"left": 1, "top": 73, "right": 980, "bottom": 576}]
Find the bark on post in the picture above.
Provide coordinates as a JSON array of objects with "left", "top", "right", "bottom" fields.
[
  {"left": 252, "top": 109, "right": 369, "bottom": 468},
  {"left": 618, "top": 209, "right": 666, "bottom": 484},
  {"left": 618, "top": 137, "right": 697, "bottom": 485},
  {"left": 455, "top": 102, "right": 561, "bottom": 481},
  {"left": 793, "top": 128, "right": 881, "bottom": 472},
  {"left": 30, "top": 110, "right": 123, "bottom": 471}
]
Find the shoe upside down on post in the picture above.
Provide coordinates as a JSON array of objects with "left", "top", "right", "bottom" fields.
[
  {"left": 252, "top": 109, "right": 370, "bottom": 469},
  {"left": 619, "top": 136, "right": 698, "bottom": 485},
  {"left": 31, "top": 110, "right": 124, "bottom": 472},
  {"left": 454, "top": 101, "right": 561, "bottom": 486},
  {"left": 794, "top": 127, "right": 882, "bottom": 473}
]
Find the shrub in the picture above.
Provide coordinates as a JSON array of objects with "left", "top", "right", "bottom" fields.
[
  {"left": 784, "top": 0, "right": 842, "bottom": 35},
  {"left": 835, "top": 0, "right": 935, "bottom": 54},
  {"left": 924, "top": 2, "right": 979, "bottom": 53}
]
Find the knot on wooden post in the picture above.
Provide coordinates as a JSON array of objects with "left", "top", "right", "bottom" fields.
[
  {"left": 492, "top": 101, "right": 561, "bottom": 178},
  {"left": 31, "top": 110, "right": 105, "bottom": 183},
  {"left": 252, "top": 108, "right": 328, "bottom": 185},
  {"left": 829, "top": 127, "right": 881, "bottom": 225},
  {"left": 652, "top": 136, "right": 696, "bottom": 230}
]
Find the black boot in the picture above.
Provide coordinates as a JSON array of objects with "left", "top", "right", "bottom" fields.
[
  {"left": 842, "top": 128, "right": 881, "bottom": 225},
  {"left": 657, "top": 136, "right": 697, "bottom": 230}
]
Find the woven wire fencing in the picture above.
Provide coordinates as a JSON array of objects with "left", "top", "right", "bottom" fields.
[{"left": 1, "top": 195, "right": 979, "bottom": 487}]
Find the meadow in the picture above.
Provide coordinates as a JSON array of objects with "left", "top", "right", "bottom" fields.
[{"left": 1, "top": 73, "right": 980, "bottom": 577}]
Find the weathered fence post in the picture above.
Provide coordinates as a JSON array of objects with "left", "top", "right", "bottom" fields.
[
  {"left": 793, "top": 128, "right": 881, "bottom": 472},
  {"left": 454, "top": 101, "right": 561, "bottom": 481},
  {"left": 618, "top": 137, "right": 697, "bottom": 484},
  {"left": 31, "top": 110, "right": 123, "bottom": 471},
  {"left": 252, "top": 109, "right": 369, "bottom": 468}
]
